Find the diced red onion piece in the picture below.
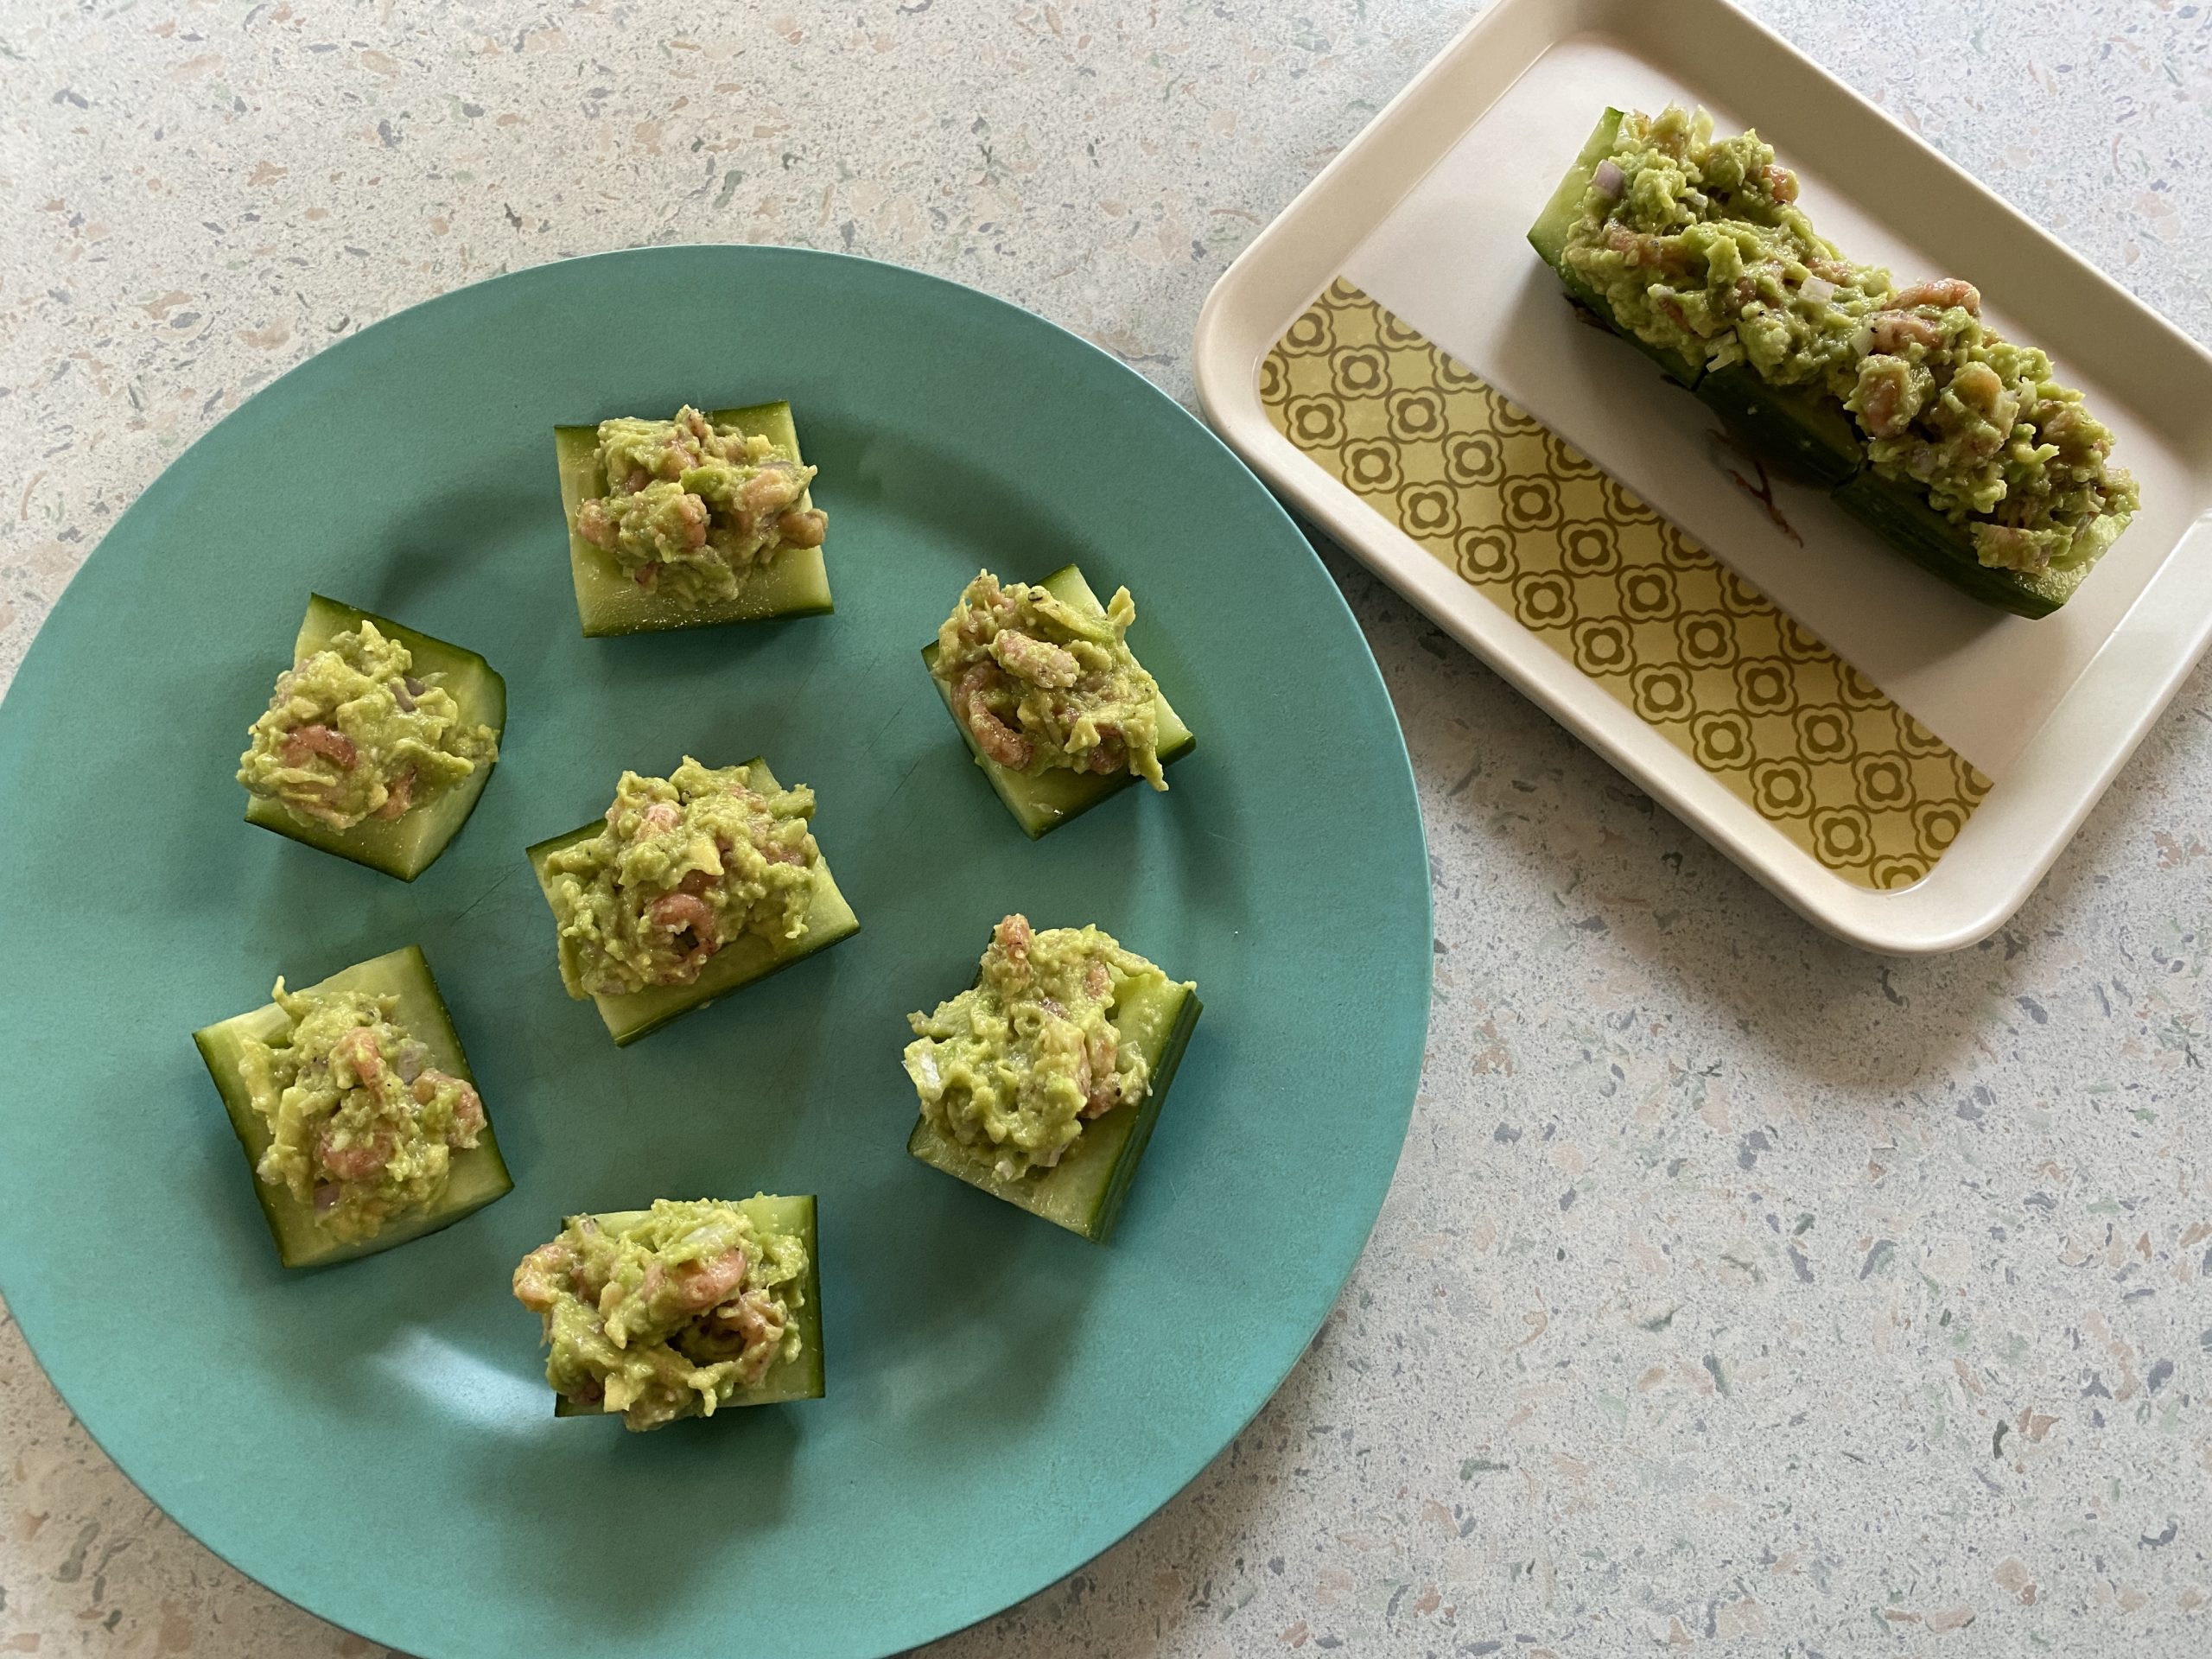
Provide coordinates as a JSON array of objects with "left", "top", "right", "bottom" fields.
[
  {"left": 1592, "top": 159, "right": 1624, "bottom": 199},
  {"left": 1801, "top": 276, "right": 1837, "bottom": 306}
]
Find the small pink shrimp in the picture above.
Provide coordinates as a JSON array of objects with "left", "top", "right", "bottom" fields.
[
  {"left": 282, "top": 724, "right": 358, "bottom": 772},
  {"left": 776, "top": 507, "right": 827, "bottom": 548},
  {"left": 1869, "top": 311, "right": 1948, "bottom": 353},
  {"left": 369, "top": 766, "right": 416, "bottom": 822},
  {"left": 331, "top": 1026, "right": 385, "bottom": 1089},
  {"left": 1891, "top": 277, "right": 1980, "bottom": 315},
  {"left": 993, "top": 913, "right": 1033, "bottom": 963},
  {"left": 576, "top": 499, "right": 618, "bottom": 550},
  {"left": 512, "top": 1240, "right": 575, "bottom": 1312},
  {"left": 717, "top": 1288, "right": 785, "bottom": 1348},
  {"left": 991, "top": 630, "right": 1080, "bottom": 689},
  {"left": 649, "top": 891, "right": 721, "bottom": 982},
  {"left": 1762, "top": 163, "right": 1799, "bottom": 204},
  {"left": 670, "top": 1249, "right": 749, "bottom": 1313},
  {"left": 315, "top": 1124, "right": 394, "bottom": 1184},
  {"left": 1081, "top": 1028, "right": 1121, "bottom": 1118},
  {"left": 415, "top": 1071, "right": 484, "bottom": 1143},
  {"left": 957, "top": 664, "right": 1033, "bottom": 769}
]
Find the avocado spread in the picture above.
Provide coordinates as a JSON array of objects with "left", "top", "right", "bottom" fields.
[
  {"left": 932, "top": 571, "right": 1166, "bottom": 787},
  {"left": 575, "top": 407, "right": 827, "bottom": 606},
  {"left": 238, "top": 979, "right": 486, "bottom": 1242},
  {"left": 512, "top": 1198, "right": 807, "bottom": 1431},
  {"left": 904, "top": 914, "right": 1188, "bottom": 1179},
  {"left": 238, "top": 620, "right": 497, "bottom": 830},
  {"left": 543, "top": 758, "right": 822, "bottom": 998},
  {"left": 1560, "top": 105, "right": 2138, "bottom": 574}
]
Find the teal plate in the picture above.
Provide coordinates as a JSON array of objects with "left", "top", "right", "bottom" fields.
[{"left": 0, "top": 247, "right": 1429, "bottom": 1659}]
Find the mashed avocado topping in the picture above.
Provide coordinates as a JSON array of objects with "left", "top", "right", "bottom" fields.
[
  {"left": 904, "top": 914, "right": 1188, "bottom": 1179},
  {"left": 575, "top": 407, "right": 827, "bottom": 607},
  {"left": 932, "top": 571, "right": 1166, "bottom": 788},
  {"left": 237, "top": 620, "right": 496, "bottom": 830},
  {"left": 1560, "top": 105, "right": 2138, "bottom": 573},
  {"left": 512, "top": 1198, "right": 807, "bottom": 1432},
  {"left": 238, "top": 980, "right": 486, "bottom": 1242},
  {"left": 543, "top": 758, "right": 822, "bottom": 998}
]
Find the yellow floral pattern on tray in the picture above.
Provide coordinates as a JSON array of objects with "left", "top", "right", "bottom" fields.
[{"left": 1262, "top": 278, "right": 1991, "bottom": 892}]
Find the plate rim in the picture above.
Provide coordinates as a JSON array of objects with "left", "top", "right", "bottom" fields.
[{"left": 1192, "top": 0, "right": 2212, "bottom": 956}]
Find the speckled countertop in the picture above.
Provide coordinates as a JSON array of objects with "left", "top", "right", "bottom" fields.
[{"left": 3, "top": 2, "right": 2209, "bottom": 1654}]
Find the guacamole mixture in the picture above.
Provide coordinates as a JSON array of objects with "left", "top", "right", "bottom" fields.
[
  {"left": 932, "top": 572, "right": 1166, "bottom": 787},
  {"left": 575, "top": 407, "right": 827, "bottom": 606},
  {"left": 512, "top": 1198, "right": 807, "bottom": 1432},
  {"left": 1559, "top": 105, "right": 2138, "bottom": 573},
  {"left": 238, "top": 980, "right": 486, "bottom": 1242},
  {"left": 543, "top": 758, "right": 822, "bottom": 998},
  {"left": 238, "top": 620, "right": 497, "bottom": 830},
  {"left": 904, "top": 914, "right": 1185, "bottom": 1179}
]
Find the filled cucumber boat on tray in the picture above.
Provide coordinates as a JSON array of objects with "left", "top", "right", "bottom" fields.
[{"left": 1529, "top": 105, "right": 2139, "bottom": 619}]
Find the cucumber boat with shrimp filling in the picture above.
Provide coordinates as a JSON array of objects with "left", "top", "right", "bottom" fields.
[
  {"left": 512, "top": 1197, "right": 823, "bottom": 1430},
  {"left": 923, "top": 564, "right": 1194, "bottom": 837},
  {"left": 1529, "top": 106, "right": 2139, "bottom": 618},
  {"left": 526, "top": 757, "right": 860, "bottom": 1046},
  {"left": 237, "top": 596, "right": 504, "bottom": 879},
  {"left": 554, "top": 402, "right": 831, "bottom": 636},
  {"left": 193, "top": 946, "right": 512, "bottom": 1268},
  {"left": 903, "top": 915, "right": 1201, "bottom": 1243}
]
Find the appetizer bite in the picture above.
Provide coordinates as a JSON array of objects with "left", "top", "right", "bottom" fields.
[
  {"left": 923, "top": 564, "right": 1194, "bottom": 836},
  {"left": 238, "top": 596, "right": 504, "bottom": 879},
  {"left": 192, "top": 946, "right": 512, "bottom": 1268},
  {"left": 554, "top": 402, "right": 831, "bottom": 636},
  {"left": 526, "top": 757, "right": 860, "bottom": 1046},
  {"left": 1529, "top": 105, "right": 2139, "bottom": 618},
  {"left": 512, "top": 1196, "right": 823, "bottom": 1430},
  {"left": 904, "top": 914, "right": 1200, "bottom": 1243}
]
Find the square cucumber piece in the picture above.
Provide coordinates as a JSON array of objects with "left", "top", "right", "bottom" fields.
[
  {"left": 554, "top": 401, "right": 833, "bottom": 638},
  {"left": 906, "top": 960, "right": 1202, "bottom": 1243},
  {"left": 192, "top": 945, "right": 512, "bottom": 1269},
  {"left": 242, "top": 595, "right": 506, "bottom": 881},
  {"left": 524, "top": 758, "right": 861, "bottom": 1046},
  {"left": 922, "top": 564, "right": 1194, "bottom": 838},
  {"left": 549, "top": 1194, "right": 825, "bottom": 1419}
]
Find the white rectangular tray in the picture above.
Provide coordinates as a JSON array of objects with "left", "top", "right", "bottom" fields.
[{"left": 1194, "top": 0, "right": 2212, "bottom": 954}]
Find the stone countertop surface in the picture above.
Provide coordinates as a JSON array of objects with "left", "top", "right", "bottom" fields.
[{"left": 3, "top": 1, "right": 2209, "bottom": 1653}]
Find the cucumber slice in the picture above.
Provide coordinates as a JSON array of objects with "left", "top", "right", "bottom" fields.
[
  {"left": 555, "top": 402, "right": 833, "bottom": 638},
  {"left": 191, "top": 945, "right": 512, "bottom": 1269},
  {"left": 1695, "top": 362, "right": 1864, "bottom": 487},
  {"left": 906, "top": 963, "right": 1202, "bottom": 1244},
  {"left": 242, "top": 595, "right": 506, "bottom": 881},
  {"left": 1832, "top": 471, "right": 2080, "bottom": 618},
  {"left": 1528, "top": 108, "right": 1703, "bottom": 389},
  {"left": 524, "top": 758, "right": 861, "bottom": 1046},
  {"left": 921, "top": 564, "right": 1195, "bottom": 839},
  {"left": 549, "top": 1194, "right": 826, "bottom": 1418}
]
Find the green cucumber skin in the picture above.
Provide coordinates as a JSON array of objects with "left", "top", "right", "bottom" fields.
[
  {"left": 555, "top": 403, "right": 834, "bottom": 639},
  {"left": 524, "top": 759, "right": 861, "bottom": 1046},
  {"left": 922, "top": 563, "right": 1194, "bottom": 838},
  {"left": 1832, "top": 474, "right": 2074, "bottom": 619},
  {"left": 549, "top": 1194, "right": 826, "bottom": 1421},
  {"left": 1694, "top": 365, "right": 1863, "bottom": 488},
  {"left": 242, "top": 597, "right": 506, "bottom": 880},
  {"left": 906, "top": 975, "right": 1203, "bottom": 1244},
  {"left": 191, "top": 944, "right": 512, "bottom": 1269},
  {"left": 1532, "top": 112, "right": 2088, "bottom": 616}
]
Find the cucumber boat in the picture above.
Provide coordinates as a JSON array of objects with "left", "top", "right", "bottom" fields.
[
  {"left": 542, "top": 1196, "right": 826, "bottom": 1421},
  {"left": 554, "top": 400, "right": 833, "bottom": 637},
  {"left": 1529, "top": 106, "right": 2138, "bottom": 620},
  {"left": 241, "top": 594, "right": 505, "bottom": 879},
  {"left": 905, "top": 923, "right": 1202, "bottom": 1244},
  {"left": 525, "top": 757, "right": 860, "bottom": 1046},
  {"left": 923, "top": 563, "right": 1194, "bottom": 837},
  {"left": 193, "top": 945, "right": 512, "bottom": 1268}
]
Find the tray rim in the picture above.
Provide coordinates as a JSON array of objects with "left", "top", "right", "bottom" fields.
[{"left": 1193, "top": 0, "right": 2212, "bottom": 956}]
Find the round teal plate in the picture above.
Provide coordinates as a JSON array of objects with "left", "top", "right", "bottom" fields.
[{"left": 0, "top": 247, "right": 1429, "bottom": 1659}]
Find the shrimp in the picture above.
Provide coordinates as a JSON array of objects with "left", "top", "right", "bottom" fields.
[
  {"left": 648, "top": 891, "right": 721, "bottom": 982},
  {"left": 576, "top": 499, "right": 618, "bottom": 550},
  {"left": 512, "top": 1240, "right": 575, "bottom": 1313},
  {"left": 415, "top": 1071, "right": 485, "bottom": 1144},
  {"left": 716, "top": 1288, "right": 786, "bottom": 1349},
  {"left": 993, "top": 913, "right": 1033, "bottom": 963},
  {"left": 282, "top": 723, "right": 358, "bottom": 772},
  {"left": 331, "top": 1026, "right": 385, "bottom": 1089},
  {"left": 669, "top": 1249, "right": 749, "bottom": 1313},
  {"left": 1762, "top": 163, "right": 1799, "bottom": 204},
  {"left": 1891, "top": 277, "right": 1980, "bottom": 315},
  {"left": 1081, "top": 1028, "right": 1121, "bottom": 1118},
  {"left": 1868, "top": 311, "right": 1948, "bottom": 353},
  {"left": 991, "top": 629, "right": 1080, "bottom": 689},
  {"left": 957, "top": 663, "right": 1033, "bottom": 770},
  {"left": 1853, "top": 355, "right": 1920, "bottom": 439},
  {"left": 369, "top": 766, "right": 416, "bottom": 822},
  {"left": 776, "top": 507, "right": 827, "bottom": 548},
  {"left": 315, "top": 1124, "right": 394, "bottom": 1184}
]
